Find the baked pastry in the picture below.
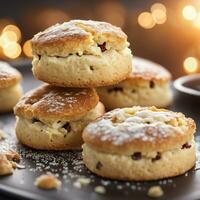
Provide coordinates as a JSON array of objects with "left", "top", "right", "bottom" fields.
[
  {"left": 0, "top": 61, "right": 22, "bottom": 112},
  {"left": 14, "top": 84, "right": 104, "bottom": 150},
  {"left": 82, "top": 106, "right": 196, "bottom": 181},
  {"left": 97, "top": 57, "right": 172, "bottom": 110},
  {"left": 31, "top": 20, "right": 132, "bottom": 88}
]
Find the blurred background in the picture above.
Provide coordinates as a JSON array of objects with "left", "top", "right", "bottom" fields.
[{"left": 0, "top": 0, "right": 200, "bottom": 79}]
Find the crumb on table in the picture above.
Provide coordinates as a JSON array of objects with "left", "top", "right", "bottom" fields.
[
  {"left": 148, "top": 185, "right": 164, "bottom": 198},
  {"left": 94, "top": 185, "right": 106, "bottom": 194},
  {"left": 0, "top": 130, "right": 6, "bottom": 140},
  {"left": 34, "top": 173, "right": 62, "bottom": 190},
  {"left": 0, "top": 154, "right": 13, "bottom": 175}
]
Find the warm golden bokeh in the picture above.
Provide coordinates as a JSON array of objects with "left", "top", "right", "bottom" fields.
[
  {"left": 182, "top": 5, "right": 197, "bottom": 21},
  {"left": 3, "top": 42, "right": 21, "bottom": 59},
  {"left": 23, "top": 40, "right": 32, "bottom": 57},
  {"left": 183, "top": 57, "right": 199, "bottom": 73},
  {"left": 138, "top": 12, "right": 156, "bottom": 29}
]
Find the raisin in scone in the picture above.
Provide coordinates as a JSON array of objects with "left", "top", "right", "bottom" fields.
[
  {"left": 0, "top": 61, "right": 22, "bottom": 112},
  {"left": 97, "top": 57, "right": 172, "bottom": 110},
  {"left": 14, "top": 84, "right": 104, "bottom": 150},
  {"left": 82, "top": 106, "right": 196, "bottom": 180},
  {"left": 31, "top": 20, "right": 132, "bottom": 88}
]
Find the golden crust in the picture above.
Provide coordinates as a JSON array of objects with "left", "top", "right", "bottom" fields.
[
  {"left": 126, "top": 57, "right": 171, "bottom": 85},
  {"left": 0, "top": 61, "right": 22, "bottom": 88},
  {"left": 31, "top": 20, "right": 128, "bottom": 57},
  {"left": 14, "top": 84, "right": 99, "bottom": 121},
  {"left": 83, "top": 106, "right": 196, "bottom": 154}
]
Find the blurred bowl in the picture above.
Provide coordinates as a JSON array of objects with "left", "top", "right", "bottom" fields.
[{"left": 174, "top": 74, "right": 200, "bottom": 97}]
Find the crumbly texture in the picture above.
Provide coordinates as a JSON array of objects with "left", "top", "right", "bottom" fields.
[
  {"left": 82, "top": 106, "right": 196, "bottom": 181},
  {"left": 147, "top": 186, "right": 164, "bottom": 198},
  {"left": 0, "top": 154, "right": 13, "bottom": 175},
  {"left": 32, "top": 48, "right": 132, "bottom": 88},
  {"left": 97, "top": 57, "right": 172, "bottom": 109},
  {"left": 0, "top": 83, "right": 22, "bottom": 113},
  {"left": 34, "top": 173, "right": 61, "bottom": 189},
  {"left": 0, "top": 61, "right": 22, "bottom": 88},
  {"left": 82, "top": 141, "right": 195, "bottom": 181},
  {"left": 15, "top": 102, "right": 105, "bottom": 150},
  {"left": 14, "top": 84, "right": 99, "bottom": 121},
  {"left": 31, "top": 20, "right": 132, "bottom": 88},
  {"left": 31, "top": 20, "right": 129, "bottom": 57},
  {"left": 83, "top": 106, "right": 196, "bottom": 154}
]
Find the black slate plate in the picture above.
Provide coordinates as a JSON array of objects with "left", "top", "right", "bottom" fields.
[{"left": 0, "top": 62, "right": 200, "bottom": 200}]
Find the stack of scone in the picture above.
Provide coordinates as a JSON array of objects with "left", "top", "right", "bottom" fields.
[
  {"left": 14, "top": 19, "right": 196, "bottom": 181},
  {"left": 14, "top": 20, "right": 132, "bottom": 150}
]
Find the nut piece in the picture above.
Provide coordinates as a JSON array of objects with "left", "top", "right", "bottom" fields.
[
  {"left": 0, "top": 154, "right": 13, "bottom": 175},
  {"left": 94, "top": 185, "right": 106, "bottom": 194},
  {"left": 0, "top": 130, "right": 6, "bottom": 140},
  {"left": 5, "top": 150, "right": 20, "bottom": 161},
  {"left": 34, "top": 173, "right": 62, "bottom": 190},
  {"left": 77, "top": 177, "right": 91, "bottom": 186},
  {"left": 147, "top": 186, "right": 164, "bottom": 198}
]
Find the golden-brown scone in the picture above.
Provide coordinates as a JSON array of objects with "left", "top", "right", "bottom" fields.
[
  {"left": 0, "top": 61, "right": 22, "bottom": 112},
  {"left": 82, "top": 106, "right": 196, "bottom": 181},
  {"left": 97, "top": 57, "right": 172, "bottom": 110},
  {"left": 31, "top": 20, "right": 132, "bottom": 88},
  {"left": 14, "top": 84, "right": 105, "bottom": 150}
]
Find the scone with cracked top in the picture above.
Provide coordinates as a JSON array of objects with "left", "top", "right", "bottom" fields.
[
  {"left": 97, "top": 57, "right": 172, "bottom": 110},
  {"left": 31, "top": 20, "right": 132, "bottom": 88},
  {"left": 82, "top": 106, "right": 196, "bottom": 181},
  {"left": 0, "top": 61, "right": 22, "bottom": 112},
  {"left": 14, "top": 84, "right": 104, "bottom": 150}
]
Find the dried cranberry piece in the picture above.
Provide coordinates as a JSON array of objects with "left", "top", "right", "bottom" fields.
[
  {"left": 149, "top": 81, "right": 155, "bottom": 88},
  {"left": 181, "top": 143, "right": 191, "bottom": 149},
  {"left": 107, "top": 87, "right": 123, "bottom": 93},
  {"left": 96, "top": 161, "right": 103, "bottom": 170},
  {"left": 32, "top": 118, "right": 40, "bottom": 123},
  {"left": 62, "top": 122, "right": 71, "bottom": 132},
  {"left": 98, "top": 42, "right": 106, "bottom": 52},
  {"left": 152, "top": 152, "right": 161, "bottom": 162},
  {"left": 131, "top": 152, "right": 142, "bottom": 160}
]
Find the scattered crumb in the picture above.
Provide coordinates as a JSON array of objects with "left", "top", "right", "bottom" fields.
[
  {"left": 94, "top": 185, "right": 106, "bottom": 194},
  {"left": 77, "top": 177, "right": 91, "bottom": 186},
  {"left": 73, "top": 181, "right": 82, "bottom": 188},
  {"left": 10, "top": 161, "right": 25, "bottom": 170},
  {"left": 5, "top": 150, "right": 20, "bottom": 161},
  {"left": 148, "top": 186, "right": 164, "bottom": 198},
  {"left": 0, "top": 130, "right": 6, "bottom": 140},
  {"left": 0, "top": 154, "right": 13, "bottom": 175},
  {"left": 34, "top": 173, "right": 62, "bottom": 190}
]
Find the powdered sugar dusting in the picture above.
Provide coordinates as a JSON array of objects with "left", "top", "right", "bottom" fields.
[{"left": 85, "top": 107, "right": 190, "bottom": 145}]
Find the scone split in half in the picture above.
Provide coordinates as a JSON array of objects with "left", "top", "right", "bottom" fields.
[
  {"left": 97, "top": 57, "right": 172, "bottom": 110},
  {"left": 82, "top": 106, "right": 196, "bottom": 181},
  {"left": 31, "top": 20, "right": 132, "bottom": 88},
  {"left": 14, "top": 84, "right": 104, "bottom": 150},
  {"left": 0, "top": 61, "right": 22, "bottom": 112}
]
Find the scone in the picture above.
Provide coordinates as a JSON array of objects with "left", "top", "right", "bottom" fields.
[
  {"left": 14, "top": 84, "right": 104, "bottom": 150},
  {"left": 31, "top": 20, "right": 132, "bottom": 88},
  {"left": 82, "top": 106, "right": 196, "bottom": 181},
  {"left": 0, "top": 61, "right": 22, "bottom": 112},
  {"left": 97, "top": 57, "right": 172, "bottom": 110}
]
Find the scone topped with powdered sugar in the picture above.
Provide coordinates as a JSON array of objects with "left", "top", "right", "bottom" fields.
[{"left": 82, "top": 106, "right": 196, "bottom": 181}]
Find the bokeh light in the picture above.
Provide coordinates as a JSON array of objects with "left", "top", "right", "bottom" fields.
[
  {"left": 151, "top": 3, "right": 167, "bottom": 13},
  {"left": 3, "top": 24, "right": 21, "bottom": 42},
  {"left": 23, "top": 40, "right": 32, "bottom": 57},
  {"left": 183, "top": 57, "right": 199, "bottom": 73},
  {"left": 3, "top": 42, "right": 21, "bottom": 59},
  {"left": 138, "top": 12, "right": 156, "bottom": 29},
  {"left": 152, "top": 9, "right": 167, "bottom": 24},
  {"left": 182, "top": 5, "right": 197, "bottom": 21}
]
